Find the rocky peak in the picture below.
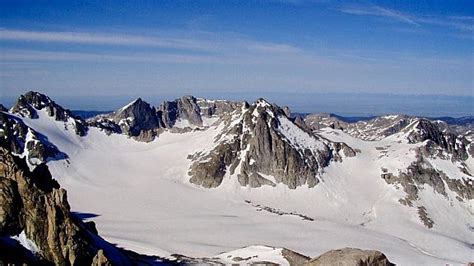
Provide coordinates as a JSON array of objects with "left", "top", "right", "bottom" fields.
[
  {"left": 196, "top": 97, "right": 245, "bottom": 117},
  {"left": 113, "top": 98, "right": 160, "bottom": 137},
  {"left": 12, "top": 91, "right": 66, "bottom": 121},
  {"left": 89, "top": 98, "right": 160, "bottom": 142},
  {"left": 188, "top": 98, "right": 356, "bottom": 189},
  {"left": 10, "top": 91, "right": 88, "bottom": 136},
  {"left": 158, "top": 95, "right": 203, "bottom": 128}
]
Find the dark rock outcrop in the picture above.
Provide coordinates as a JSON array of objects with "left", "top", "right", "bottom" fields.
[
  {"left": 112, "top": 98, "right": 160, "bottom": 142},
  {"left": 10, "top": 91, "right": 88, "bottom": 136},
  {"left": 89, "top": 98, "right": 161, "bottom": 142},
  {"left": 305, "top": 248, "right": 394, "bottom": 266},
  {"left": 407, "top": 119, "right": 469, "bottom": 161},
  {"left": 188, "top": 99, "right": 356, "bottom": 189},
  {"left": 381, "top": 160, "right": 473, "bottom": 206},
  {"left": 0, "top": 112, "right": 64, "bottom": 168},
  {"left": 158, "top": 95, "right": 202, "bottom": 128},
  {"left": 381, "top": 159, "right": 473, "bottom": 228},
  {"left": 0, "top": 147, "right": 131, "bottom": 265}
]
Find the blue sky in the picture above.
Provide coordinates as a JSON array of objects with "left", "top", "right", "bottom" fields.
[{"left": 0, "top": 0, "right": 473, "bottom": 100}]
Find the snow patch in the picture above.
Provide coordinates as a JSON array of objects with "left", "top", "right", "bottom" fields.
[
  {"left": 215, "top": 246, "right": 288, "bottom": 265},
  {"left": 12, "top": 231, "right": 40, "bottom": 254}
]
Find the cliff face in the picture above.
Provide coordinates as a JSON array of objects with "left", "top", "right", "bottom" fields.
[
  {"left": 0, "top": 147, "right": 130, "bottom": 265},
  {"left": 188, "top": 99, "right": 356, "bottom": 189}
]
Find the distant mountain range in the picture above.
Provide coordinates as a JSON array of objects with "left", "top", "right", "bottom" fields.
[{"left": 0, "top": 91, "right": 472, "bottom": 265}]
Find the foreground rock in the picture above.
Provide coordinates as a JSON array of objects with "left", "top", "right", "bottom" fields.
[
  {"left": 172, "top": 245, "right": 394, "bottom": 266},
  {"left": 306, "top": 248, "right": 394, "bottom": 266},
  {"left": 0, "top": 147, "right": 132, "bottom": 265}
]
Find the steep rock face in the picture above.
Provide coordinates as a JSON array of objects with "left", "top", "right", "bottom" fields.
[
  {"left": 158, "top": 95, "right": 203, "bottom": 128},
  {"left": 112, "top": 98, "right": 160, "bottom": 141},
  {"left": 188, "top": 99, "right": 356, "bottom": 189},
  {"left": 406, "top": 119, "right": 469, "bottom": 161},
  {"left": 10, "top": 91, "right": 88, "bottom": 137},
  {"left": 89, "top": 98, "right": 160, "bottom": 142},
  {"left": 305, "top": 248, "right": 394, "bottom": 266},
  {"left": 196, "top": 97, "right": 244, "bottom": 118},
  {"left": 0, "top": 147, "right": 130, "bottom": 265},
  {"left": 0, "top": 112, "right": 64, "bottom": 169},
  {"left": 0, "top": 104, "right": 7, "bottom": 112},
  {"left": 158, "top": 96, "right": 244, "bottom": 128},
  {"left": 88, "top": 95, "right": 245, "bottom": 141}
]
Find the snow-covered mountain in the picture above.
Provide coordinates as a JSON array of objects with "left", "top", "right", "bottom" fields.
[{"left": 1, "top": 91, "right": 472, "bottom": 265}]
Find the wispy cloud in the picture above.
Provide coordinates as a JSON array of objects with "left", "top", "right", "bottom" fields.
[
  {"left": 0, "top": 49, "right": 228, "bottom": 64},
  {"left": 338, "top": 5, "right": 418, "bottom": 26},
  {"left": 337, "top": 4, "right": 474, "bottom": 33},
  {"left": 0, "top": 28, "right": 307, "bottom": 57},
  {"left": 0, "top": 29, "right": 219, "bottom": 51}
]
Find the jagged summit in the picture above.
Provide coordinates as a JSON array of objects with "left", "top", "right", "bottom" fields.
[
  {"left": 188, "top": 98, "right": 356, "bottom": 189},
  {"left": 10, "top": 91, "right": 88, "bottom": 136},
  {"left": 114, "top": 97, "right": 159, "bottom": 139}
]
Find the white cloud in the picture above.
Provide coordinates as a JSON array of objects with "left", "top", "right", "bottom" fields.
[
  {"left": 0, "top": 29, "right": 221, "bottom": 51},
  {"left": 338, "top": 5, "right": 418, "bottom": 26},
  {"left": 337, "top": 4, "right": 474, "bottom": 33}
]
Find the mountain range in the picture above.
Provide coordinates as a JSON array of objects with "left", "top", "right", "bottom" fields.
[{"left": 0, "top": 91, "right": 472, "bottom": 265}]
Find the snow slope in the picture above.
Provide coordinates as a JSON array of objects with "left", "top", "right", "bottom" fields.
[{"left": 15, "top": 108, "right": 474, "bottom": 265}]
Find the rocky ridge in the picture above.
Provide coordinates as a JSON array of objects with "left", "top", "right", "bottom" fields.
[
  {"left": 0, "top": 111, "right": 64, "bottom": 170},
  {"left": 188, "top": 99, "right": 357, "bottom": 189},
  {"left": 89, "top": 95, "right": 244, "bottom": 142},
  {"left": 306, "top": 113, "right": 471, "bottom": 161},
  {"left": 305, "top": 113, "right": 473, "bottom": 228},
  {"left": 10, "top": 91, "right": 88, "bottom": 137}
]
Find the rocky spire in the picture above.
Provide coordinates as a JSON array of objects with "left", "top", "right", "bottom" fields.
[
  {"left": 188, "top": 98, "right": 356, "bottom": 189},
  {"left": 113, "top": 98, "right": 160, "bottom": 141},
  {"left": 10, "top": 91, "right": 88, "bottom": 136},
  {"left": 158, "top": 95, "right": 203, "bottom": 128}
]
